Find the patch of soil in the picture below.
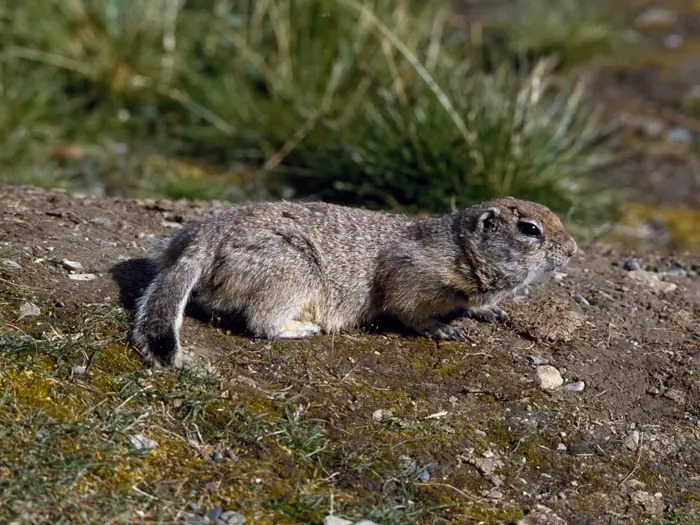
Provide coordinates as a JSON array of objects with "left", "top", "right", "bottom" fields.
[{"left": 1, "top": 186, "right": 699, "bottom": 523}]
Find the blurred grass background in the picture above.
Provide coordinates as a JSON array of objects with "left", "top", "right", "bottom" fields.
[{"left": 0, "top": 0, "right": 631, "bottom": 220}]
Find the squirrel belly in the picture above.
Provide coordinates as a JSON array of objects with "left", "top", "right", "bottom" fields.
[{"left": 130, "top": 198, "right": 577, "bottom": 366}]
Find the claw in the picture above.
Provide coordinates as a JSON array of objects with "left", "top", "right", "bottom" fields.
[
  {"left": 420, "top": 322, "right": 465, "bottom": 340},
  {"left": 464, "top": 305, "right": 509, "bottom": 324}
]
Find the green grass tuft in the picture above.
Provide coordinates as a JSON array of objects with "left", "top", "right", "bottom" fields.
[{"left": 0, "top": 0, "right": 616, "bottom": 220}]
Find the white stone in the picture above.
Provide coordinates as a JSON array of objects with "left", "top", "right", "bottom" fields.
[
  {"left": 61, "top": 259, "right": 83, "bottom": 271},
  {"left": 69, "top": 273, "right": 97, "bottom": 281},
  {"left": 626, "top": 270, "right": 677, "bottom": 294},
  {"left": 564, "top": 381, "right": 585, "bottom": 392},
  {"left": 129, "top": 433, "right": 159, "bottom": 451},
  {"left": 536, "top": 365, "right": 564, "bottom": 390},
  {"left": 19, "top": 301, "right": 41, "bottom": 318}
]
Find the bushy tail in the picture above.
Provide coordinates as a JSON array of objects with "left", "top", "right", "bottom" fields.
[{"left": 130, "top": 255, "right": 202, "bottom": 367}]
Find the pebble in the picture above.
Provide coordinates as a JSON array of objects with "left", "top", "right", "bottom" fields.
[
  {"left": 220, "top": 511, "right": 245, "bottom": 525},
  {"left": 486, "top": 489, "right": 504, "bottom": 500},
  {"left": 574, "top": 294, "right": 590, "bottom": 308},
  {"left": 663, "top": 388, "right": 686, "bottom": 405},
  {"left": 536, "top": 365, "right": 564, "bottom": 391},
  {"left": 666, "top": 126, "right": 692, "bottom": 143},
  {"left": 323, "top": 515, "right": 377, "bottom": 525},
  {"left": 206, "top": 507, "right": 222, "bottom": 521},
  {"left": 61, "top": 259, "right": 83, "bottom": 271},
  {"left": 323, "top": 517, "right": 353, "bottom": 525},
  {"left": 1, "top": 259, "right": 21, "bottom": 270},
  {"left": 564, "top": 381, "right": 585, "bottom": 392},
  {"left": 626, "top": 270, "right": 677, "bottom": 294},
  {"left": 624, "top": 430, "right": 641, "bottom": 450},
  {"left": 69, "top": 273, "right": 98, "bottom": 281},
  {"left": 660, "top": 267, "right": 687, "bottom": 278},
  {"left": 178, "top": 514, "right": 209, "bottom": 525},
  {"left": 516, "top": 505, "right": 567, "bottom": 525},
  {"left": 19, "top": 301, "right": 41, "bottom": 318},
  {"left": 556, "top": 443, "right": 568, "bottom": 452},
  {"left": 528, "top": 355, "right": 550, "bottom": 366},
  {"left": 129, "top": 433, "right": 159, "bottom": 451},
  {"left": 623, "top": 259, "right": 642, "bottom": 271},
  {"left": 372, "top": 408, "right": 392, "bottom": 422},
  {"left": 663, "top": 34, "right": 684, "bottom": 51},
  {"left": 223, "top": 448, "right": 235, "bottom": 459},
  {"left": 211, "top": 451, "right": 224, "bottom": 463},
  {"left": 71, "top": 365, "right": 87, "bottom": 376},
  {"left": 631, "top": 490, "right": 664, "bottom": 516},
  {"left": 205, "top": 482, "right": 219, "bottom": 493},
  {"left": 634, "top": 7, "right": 677, "bottom": 29}
]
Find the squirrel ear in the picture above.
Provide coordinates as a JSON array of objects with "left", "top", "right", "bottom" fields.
[{"left": 475, "top": 207, "right": 500, "bottom": 233}]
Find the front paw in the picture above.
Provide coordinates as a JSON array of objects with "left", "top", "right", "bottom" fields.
[
  {"left": 419, "top": 322, "right": 465, "bottom": 341},
  {"left": 464, "top": 305, "right": 509, "bottom": 324}
]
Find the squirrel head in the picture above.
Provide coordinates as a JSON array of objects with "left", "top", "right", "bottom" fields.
[{"left": 457, "top": 197, "right": 577, "bottom": 292}]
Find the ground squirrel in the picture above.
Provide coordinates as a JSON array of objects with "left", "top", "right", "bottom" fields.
[{"left": 131, "top": 197, "right": 577, "bottom": 366}]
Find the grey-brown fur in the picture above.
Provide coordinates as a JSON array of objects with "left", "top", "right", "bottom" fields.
[{"left": 131, "top": 198, "right": 577, "bottom": 366}]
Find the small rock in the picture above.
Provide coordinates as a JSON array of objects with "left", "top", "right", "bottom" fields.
[
  {"left": 536, "top": 365, "right": 564, "bottom": 391},
  {"left": 178, "top": 513, "right": 208, "bottom": 525},
  {"left": 1, "top": 259, "right": 21, "bottom": 270},
  {"left": 187, "top": 502, "right": 200, "bottom": 513},
  {"left": 211, "top": 451, "right": 224, "bottom": 463},
  {"left": 663, "top": 34, "right": 684, "bottom": 50},
  {"left": 556, "top": 443, "right": 568, "bottom": 452},
  {"left": 573, "top": 294, "right": 590, "bottom": 308},
  {"left": 661, "top": 266, "right": 687, "bottom": 277},
  {"left": 89, "top": 217, "right": 114, "bottom": 227},
  {"left": 372, "top": 409, "right": 392, "bottom": 422},
  {"left": 528, "top": 355, "right": 550, "bottom": 366},
  {"left": 631, "top": 490, "right": 664, "bottom": 517},
  {"left": 666, "top": 126, "right": 692, "bottom": 143},
  {"left": 129, "top": 433, "right": 159, "bottom": 451},
  {"left": 624, "top": 430, "right": 641, "bottom": 450},
  {"left": 516, "top": 504, "right": 568, "bottom": 525},
  {"left": 623, "top": 259, "right": 642, "bottom": 271},
  {"left": 468, "top": 454, "right": 504, "bottom": 476},
  {"left": 324, "top": 517, "right": 353, "bottom": 525},
  {"left": 205, "top": 482, "right": 219, "bottom": 493},
  {"left": 663, "top": 388, "right": 686, "bottom": 405},
  {"left": 563, "top": 381, "right": 585, "bottom": 392},
  {"left": 634, "top": 7, "right": 677, "bottom": 30},
  {"left": 223, "top": 448, "right": 235, "bottom": 459},
  {"left": 69, "top": 273, "right": 97, "bottom": 281},
  {"left": 206, "top": 506, "right": 222, "bottom": 521},
  {"left": 162, "top": 220, "right": 184, "bottom": 229},
  {"left": 71, "top": 365, "right": 87, "bottom": 376},
  {"left": 220, "top": 511, "right": 245, "bottom": 525},
  {"left": 626, "top": 270, "right": 677, "bottom": 294},
  {"left": 61, "top": 259, "right": 83, "bottom": 271},
  {"left": 486, "top": 489, "right": 504, "bottom": 500},
  {"left": 18, "top": 301, "right": 41, "bottom": 318}
]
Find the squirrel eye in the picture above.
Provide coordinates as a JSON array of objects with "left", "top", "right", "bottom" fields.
[{"left": 517, "top": 220, "right": 542, "bottom": 238}]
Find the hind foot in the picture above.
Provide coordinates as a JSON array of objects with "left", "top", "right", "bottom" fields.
[{"left": 275, "top": 320, "right": 322, "bottom": 339}]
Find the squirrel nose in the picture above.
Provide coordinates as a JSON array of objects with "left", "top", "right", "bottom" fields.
[{"left": 563, "top": 237, "right": 577, "bottom": 258}]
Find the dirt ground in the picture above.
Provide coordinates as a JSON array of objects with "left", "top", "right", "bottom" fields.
[{"left": 1, "top": 185, "right": 699, "bottom": 524}]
